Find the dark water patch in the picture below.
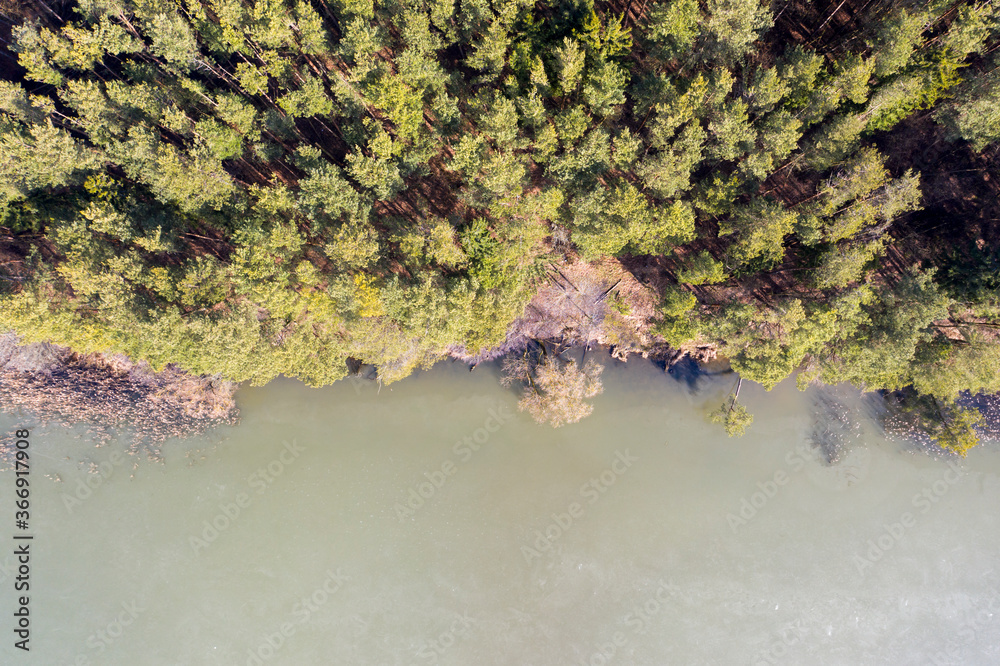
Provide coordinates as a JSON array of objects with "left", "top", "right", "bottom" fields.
[
  {"left": 807, "top": 388, "right": 867, "bottom": 465},
  {"left": 667, "top": 355, "right": 704, "bottom": 390}
]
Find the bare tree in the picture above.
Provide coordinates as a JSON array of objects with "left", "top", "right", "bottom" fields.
[{"left": 501, "top": 347, "right": 604, "bottom": 427}]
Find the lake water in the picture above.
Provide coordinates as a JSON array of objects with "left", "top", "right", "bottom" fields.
[{"left": 2, "top": 354, "right": 1000, "bottom": 665}]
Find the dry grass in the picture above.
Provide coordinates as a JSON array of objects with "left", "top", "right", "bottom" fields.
[
  {"left": 510, "top": 257, "right": 660, "bottom": 356},
  {"left": 0, "top": 334, "right": 238, "bottom": 449}
]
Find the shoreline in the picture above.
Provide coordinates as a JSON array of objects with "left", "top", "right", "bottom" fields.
[
  {"left": 0, "top": 333, "right": 239, "bottom": 445},
  {"left": 4, "top": 330, "right": 1000, "bottom": 456},
  {"left": 0, "top": 322, "right": 700, "bottom": 440}
]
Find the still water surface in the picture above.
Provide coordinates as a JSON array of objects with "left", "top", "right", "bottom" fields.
[{"left": 3, "top": 356, "right": 1000, "bottom": 665}]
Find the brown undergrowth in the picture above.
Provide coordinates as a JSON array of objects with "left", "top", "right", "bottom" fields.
[{"left": 0, "top": 333, "right": 238, "bottom": 447}]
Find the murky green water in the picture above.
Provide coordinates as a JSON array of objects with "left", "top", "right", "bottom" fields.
[{"left": 2, "top": 355, "right": 1000, "bottom": 665}]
